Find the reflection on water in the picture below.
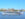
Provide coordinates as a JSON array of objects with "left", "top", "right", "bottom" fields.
[{"left": 0, "top": 12, "right": 25, "bottom": 19}]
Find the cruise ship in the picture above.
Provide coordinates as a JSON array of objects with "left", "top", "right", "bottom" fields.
[{"left": 2, "top": 11, "right": 24, "bottom": 15}]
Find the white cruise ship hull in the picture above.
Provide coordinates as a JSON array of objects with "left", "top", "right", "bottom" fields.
[{"left": 2, "top": 11, "right": 24, "bottom": 15}]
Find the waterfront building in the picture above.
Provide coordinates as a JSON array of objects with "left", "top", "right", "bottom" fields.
[{"left": 8, "top": 8, "right": 15, "bottom": 12}]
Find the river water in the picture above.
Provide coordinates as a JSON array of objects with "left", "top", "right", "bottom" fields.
[{"left": 0, "top": 12, "right": 25, "bottom": 19}]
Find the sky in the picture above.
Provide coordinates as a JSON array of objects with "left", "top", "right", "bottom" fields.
[{"left": 0, "top": 0, "right": 25, "bottom": 9}]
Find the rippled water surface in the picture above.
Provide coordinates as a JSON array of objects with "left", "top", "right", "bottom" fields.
[{"left": 0, "top": 12, "right": 25, "bottom": 19}]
